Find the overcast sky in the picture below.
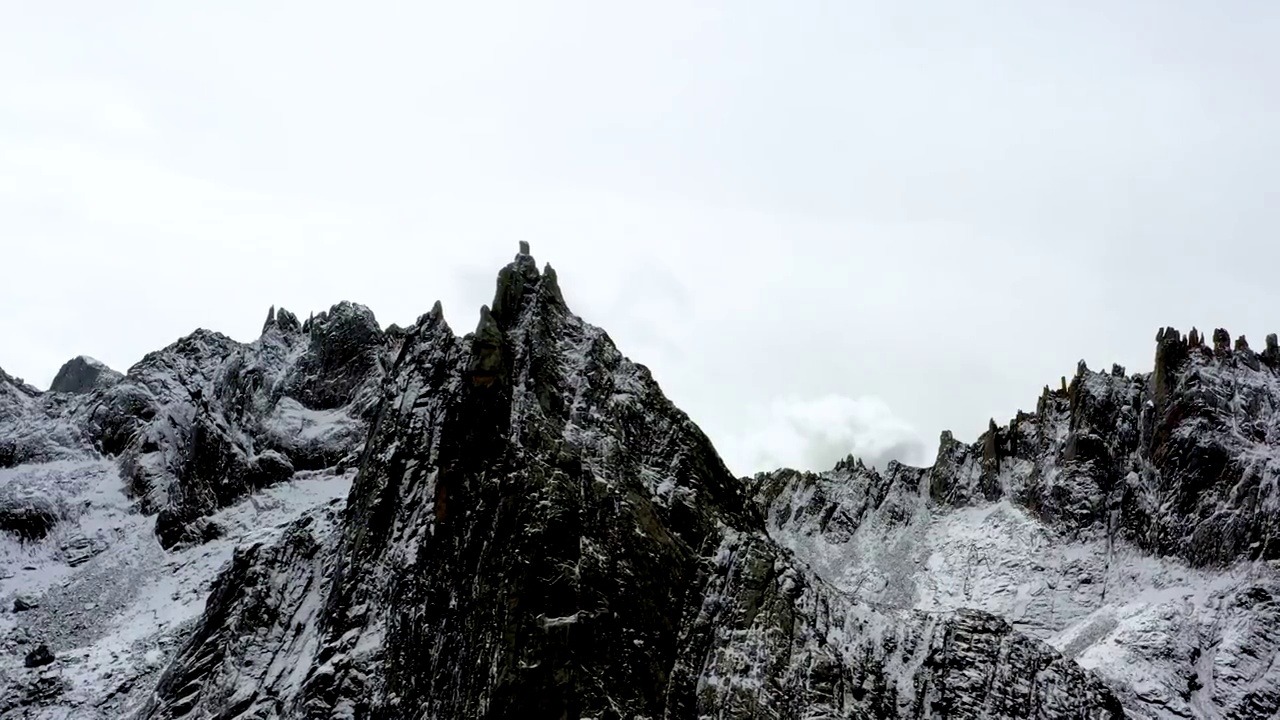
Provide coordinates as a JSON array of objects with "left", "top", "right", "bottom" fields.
[{"left": 2, "top": 2, "right": 1278, "bottom": 476}]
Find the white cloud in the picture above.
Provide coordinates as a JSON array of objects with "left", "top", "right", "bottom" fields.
[
  {"left": 718, "top": 394, "right": 932, "bottom": 477},
  {"left": 0, "top": 78, "right": 153, "bottom": 137}
]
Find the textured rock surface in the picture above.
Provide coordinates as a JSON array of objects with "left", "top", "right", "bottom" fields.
[
  {"left": 4, "top": 244, "right": 1279, "bottom": 717},
  {"left": 0, "top": 367, "right": 88, "bottom": 469},
  {"left": 133, "top": 247, "right": 1123, "bottom": 719},
  {"left": 69, "top": 304, "right": 397, "bottom": 547},
  {"left": 753, "top": 328, "right": 1280, "bottom": 718},
  {"left": 48, "top": 356, "right": 123, "bottom": 395},
  {"left": 915, "top": 326, "right": 1280, "bottom": 568}
]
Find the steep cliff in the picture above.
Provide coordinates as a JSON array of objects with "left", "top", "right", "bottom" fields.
[{"left": 133, "top": 246, "right": 1122, "bottom": 719}]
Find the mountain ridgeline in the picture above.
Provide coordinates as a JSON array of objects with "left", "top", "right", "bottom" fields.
[{"left": 2, "top": 243, "right": 1278, "bottom": 718}]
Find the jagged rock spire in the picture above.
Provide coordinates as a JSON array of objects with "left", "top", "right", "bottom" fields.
[
  {"left": 1213, "top": 328, "right": 1231, "bottom": 355},
  {"left": 490, "top": 242, "right": 542, "bottom": 329},
  {"left": 468, "top": 305, "right": 506, "bottom": 387},
  {"left": 1265, "top": 333, "right": 1280, "bottom": 366},
  {"left": 262, "top": 305, "right": 301, "bottom": 335},
  {"left": 542, "top": 263, "right": 565, "bottom": 306},
  {"left": 276, "top": 308, "right": 300, "bottom": 333}
]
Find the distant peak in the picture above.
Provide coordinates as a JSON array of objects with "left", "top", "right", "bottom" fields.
[
  {"left": 49, "top": 355, "right": 121, "bottom": 394},
  {"left": 832, "top": 454, "right": 868, "bottom": 473},
  {"left": 1154, "top": 324, "right": 1280, "bottom": 370},
  {"left": 300, "top": 302, "right": 378, "bottom": 338},
  {"left": 262, "top": 305, "right": 301, "bottom": 335}
]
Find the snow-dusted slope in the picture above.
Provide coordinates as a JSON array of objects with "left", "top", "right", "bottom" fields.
[
  {"left": 0, "top": 302, "right": 394, "bottom": 716},
  {"left": 753, "top": 328, "right": 1280, "bottom": 719},
  {"left": 73, "top": 302, "right": 398, "bottom": 547},
  {"left": 0, "top": 458, "right": 352, "bottom": 718}
]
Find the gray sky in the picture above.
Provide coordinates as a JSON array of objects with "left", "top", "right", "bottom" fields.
[{"left": 2, "top": 2, "right": 1278, "bottom": 476}]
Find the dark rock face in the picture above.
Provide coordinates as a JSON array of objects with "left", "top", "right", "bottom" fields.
[
  {"left": 48, "top": 355, "right": 122, "bottom": 394},
  {"left": 288, "top": 301, "right": 387, "bottom": 413},
  {"left": 0, "top": 497, "right": 59, "bottom": 541},
  {"left": 141, "top": 504, "right": 342, "bottom": 719},
  {"left": 136, "top": 247, "right": 1123, "bottom": 719},
  {"left": 23, "top": 644, "right": 55, "bottom": 668}
]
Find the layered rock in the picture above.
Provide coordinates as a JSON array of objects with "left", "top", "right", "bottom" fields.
[{"left": 135, "top": 246, "right": 1123, "bottom": 719}]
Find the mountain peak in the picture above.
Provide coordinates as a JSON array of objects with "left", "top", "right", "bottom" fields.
[
  {"left": 48, "top": 355, "right": 122, "bottom": 394},
  {"left": 490, "top": 242, "right": 545, "bottom": 330},
  {"left": 262, "top": 305, "right": 302, "bottom": 335}
]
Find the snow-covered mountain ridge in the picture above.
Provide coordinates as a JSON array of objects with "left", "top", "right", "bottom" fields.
[
  {"left": 754, "top": 327, "right": 1280, "bottom": 718},
  {"left": 0, "top": 243, "right": 1274, "bottom": 718}
]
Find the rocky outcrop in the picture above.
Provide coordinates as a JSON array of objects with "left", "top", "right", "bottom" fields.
[
  {"left": 135, "top": 245, "right": 1123, "bottom": 719},
  {"left": 838, "top": 325, "right": 1280, "bottom": 569},
  {"left": 0, "top": 494, "right": 59, "bottom": 541},
  {"left": 69, "top": 304, "right": 398, "bottom": 548},
  {"left": 286, "top": 301, "right": 387, "bottom": 414},
  {"left": 1, "top": 305, "right": 390, "bottom": 549},
  {"left": 139, "top": 503, "right": 343, "bottom": 719},
  {"left": 48, "top": 356, "right": 122, "bottom": 394},
  {"left": 0, "top": 366, "right": 88, "bottom": 468},
  {"left": 22, "top": 646, "right": 54, "bottom": 669}
]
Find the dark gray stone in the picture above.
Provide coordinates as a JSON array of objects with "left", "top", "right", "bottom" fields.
[
  {"left": 49, "top": 356, "right": 122, "bottom": 394},
  {"left": 23, "top": 644, "right": 54, "bottom": 668}
]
